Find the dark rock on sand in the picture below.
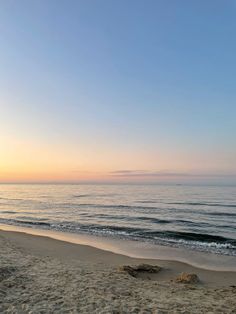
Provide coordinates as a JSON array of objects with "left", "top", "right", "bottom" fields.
[
  {"left": 0, "top": 266, "right": 17, "bottom": 281},
  {"left": 118, "top": 264, "right": 161, "bottom": 278}
]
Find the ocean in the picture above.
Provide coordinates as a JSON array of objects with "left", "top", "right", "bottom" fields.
[{"left": 0, "top": 184, "right": 235, "bottom": 256}]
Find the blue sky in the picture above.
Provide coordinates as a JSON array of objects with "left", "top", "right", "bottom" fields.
[{"left": 0, "top": 0, "right": 236, "bottom": 184}]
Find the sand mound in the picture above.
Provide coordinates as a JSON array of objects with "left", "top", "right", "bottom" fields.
[{"left": 174, "top": 272, "right": 199, "bottom": 284}]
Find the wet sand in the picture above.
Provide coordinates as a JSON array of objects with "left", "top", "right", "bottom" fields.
[{"left": 0, "top": 227, "right": 236, "bottom": 313}]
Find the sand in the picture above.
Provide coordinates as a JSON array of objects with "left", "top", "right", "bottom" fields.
[{"left": 0, "top": 229, "right": 236, "bottom": 313}]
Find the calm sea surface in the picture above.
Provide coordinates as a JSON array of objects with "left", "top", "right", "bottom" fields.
[{"left": 0, "top": 184, "right": 235, "bottom": 256}]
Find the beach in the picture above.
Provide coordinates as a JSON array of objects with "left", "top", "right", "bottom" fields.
[
  {"left": 2, "top": 0, "right": 236, "bottom": 312},
  {"left": 0, "top": 227, "right": 236, "bottom": 313}
]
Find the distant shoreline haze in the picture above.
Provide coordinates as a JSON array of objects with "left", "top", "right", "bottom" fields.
[{"left": 0, "top": 172, "right": 236, "bottom": 186}]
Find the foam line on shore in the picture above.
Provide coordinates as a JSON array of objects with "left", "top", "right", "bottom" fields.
[{"left": 0, "top": 223, "right": 236, "bottom": 272}]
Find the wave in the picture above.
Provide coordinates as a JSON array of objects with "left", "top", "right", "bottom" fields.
[
  {"left": 136, "top": 200, "right": 158, "bottom": 204},
  {"left": 135, "top": 216, "right": 170, "bottom": 224},
  {"left": 85, "top": 213, "right": 171, "bottom": 224},
  {"left": 175, "top": 219, "right": 212, "bottom": 228},
  {"left": 0, "top": 218, "right": 51, "bottom": 227},
  {"left": 0, "top": 197, "right": 23, "bottom": 201},
  {"left": 76, "top": 203, "right": 159, "bottom": 211},
  {"left": 14, "top": 220, "right": 51, "bottom": 227},
  {"left": 72, "top": 193, "right": 118, "bottom": 198},
  {"left": 148, "top": 230, "right": 236, "bottom": 245},
  {"left": 0, "top": 218, "right": 236, "bottom": 255},
  {"left": 79, "top": 213, "right": 212, "bottom": 227},
  {"left": 72, "top": 194, "right": 92, "bottom": 198},
  {"left": 0, "top": 212, "right": 231, "bottom": 232},
  {"left": 167, "top": 202, "right": 236, "bottom": 208},
  {"left": 208, "top": 212, "right": 236, "bottom": 217},
  {"left": 57, "top": 203, "right": 236, "bottom": 219}
]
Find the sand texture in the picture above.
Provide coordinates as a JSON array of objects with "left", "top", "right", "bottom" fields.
[{"left": 0, "top": 230, "right": 236, "bottom": 313}]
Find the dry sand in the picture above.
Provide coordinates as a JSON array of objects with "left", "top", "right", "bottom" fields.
[{"left": 0, "top": 229, "right": 236, "bottom": 313}]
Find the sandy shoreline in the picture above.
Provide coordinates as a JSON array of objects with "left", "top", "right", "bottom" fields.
[
  {"left": 1, "top": 224, "right": 236, "bottom": 271},
  {"left": 0, "top": 228, "right": 236, "bottom": 313}
]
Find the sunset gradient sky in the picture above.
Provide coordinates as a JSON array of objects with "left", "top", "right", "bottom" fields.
[{"left": 1, "top": 0, "right": 236, "bottom": 184}]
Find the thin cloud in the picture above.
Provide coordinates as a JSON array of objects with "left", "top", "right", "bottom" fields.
[
  {"left": 110, "top": 170, "right": 147, "bottom": 174},
  {"left": 109, "top": 170, "right": 236, "bottom": 178},
  {"left": 109, "top": 170, "right": 189, "bottom": 177}
]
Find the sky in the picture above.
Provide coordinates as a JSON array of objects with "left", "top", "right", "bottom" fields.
[{"left": 0, "top": 0, "right": 236, "bottom": 184}]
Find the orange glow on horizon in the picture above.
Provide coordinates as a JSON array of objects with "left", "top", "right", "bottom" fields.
[{"left": 0, "top": 134, "right": 235, "bottom": 184}]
